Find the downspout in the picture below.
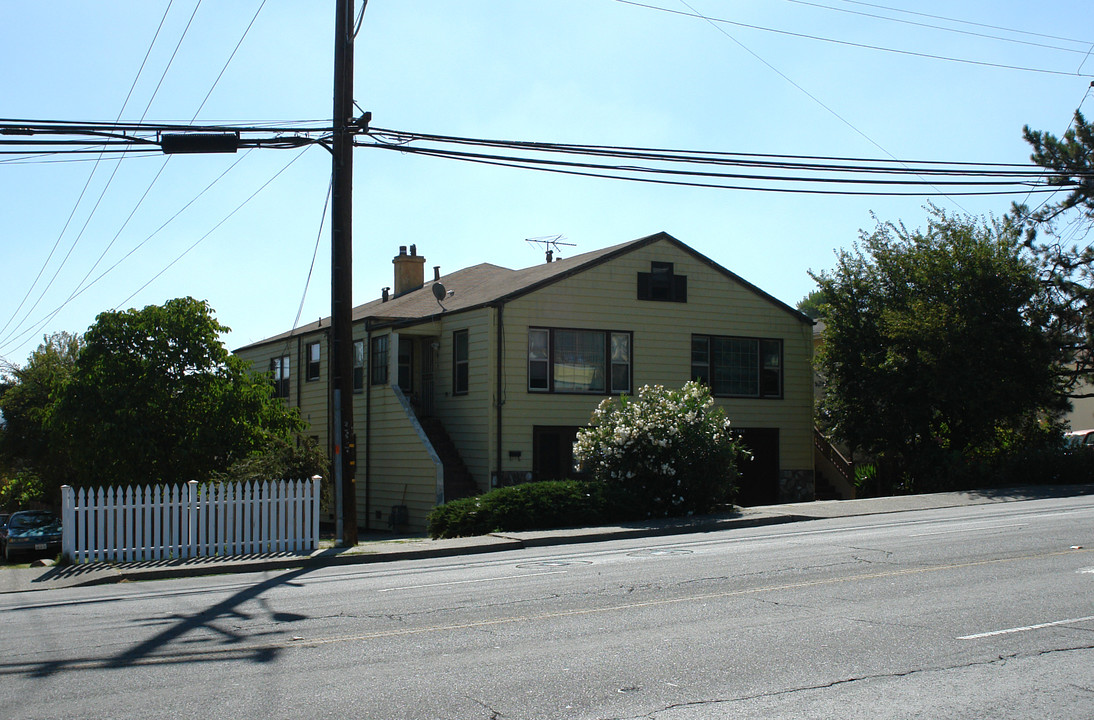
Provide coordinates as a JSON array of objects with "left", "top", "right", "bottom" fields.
[
  {"left": 495, "top": 301, "right": 504, "bottom": 486},
  {"left": 296, "top": 335, "right": 303, "bottom": 410},
  {"left": 364, "top": 319, "right": 372, "bottom": 531}
]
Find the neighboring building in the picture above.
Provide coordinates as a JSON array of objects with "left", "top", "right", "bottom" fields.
[{"left": 234, "top": 232, "right": 816, "bottom": 533}]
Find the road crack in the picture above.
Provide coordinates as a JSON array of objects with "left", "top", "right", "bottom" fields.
[{"left": 607, "top": 644, "right": 1094, "bottom": 720}]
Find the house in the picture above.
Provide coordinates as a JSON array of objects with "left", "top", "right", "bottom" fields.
[{"left": 234, "top": 232, "right": 816, "bottom": 533}]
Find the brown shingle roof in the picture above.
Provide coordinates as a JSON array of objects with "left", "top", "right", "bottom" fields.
[{"left": 235, "top": 231, "right": 809, "bottom": 351}]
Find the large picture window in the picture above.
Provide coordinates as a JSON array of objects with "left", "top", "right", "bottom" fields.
[
  {"left": 692, "top": 335, "right": 782, "bottom": 398},
  {"left": 270, "top": 355, "right": 290, "bottom": 399},
  {"left": 528, "top": 328, "right": 631, "bottom": 394}
]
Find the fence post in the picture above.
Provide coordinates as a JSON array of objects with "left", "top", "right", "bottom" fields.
[
  {"left": 186, "top": 480, "right": 198, "bottom": 559},
  {"left": 311, "top": 475, "right": 321, "bottom": 552},
  {"left": 61, "top": 485, "right": 74, "bottom": 563},
  {"left": 98, "top": 486, "right": 108, "bottom": 564}
]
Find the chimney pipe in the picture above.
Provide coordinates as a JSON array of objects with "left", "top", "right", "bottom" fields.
[
  {"left": 433, "top": 265, "right": 441, "bottom": 281},
  {"left": 382, "top": 287, "right": 390, "bottom": 302},
  {"left": 392, "top": 246, "right": 426, "bottom": 296}
]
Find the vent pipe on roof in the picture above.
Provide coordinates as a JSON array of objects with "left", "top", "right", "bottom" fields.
[
  {"left": 433, "top": 265, "right": 441, "bottom": 281},
  {"left": 382, "top": 287, "right": 390, "bottom": 302}
]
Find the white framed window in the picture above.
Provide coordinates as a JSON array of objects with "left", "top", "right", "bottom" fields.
[{"left": 528, "top": 328, "right": 631, "bottom": 395}]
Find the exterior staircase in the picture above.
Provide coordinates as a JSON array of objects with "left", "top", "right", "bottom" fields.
[
  {"left": 417, "top": 416, "right": 479, "bottom": 502},
  {"left": 813, "top": 427, "right": 857, "bottom": 500}
]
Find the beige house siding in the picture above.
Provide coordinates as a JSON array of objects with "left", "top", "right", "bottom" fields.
[
  {"left": 233, "top": 232, "right": 816, "bottom": 530},
  {"left": 426, "top": 310, "right": 495, "bottom": 492},
  {"left": 494, "top": 238, "right": 813, "bottom": 484},
  {"left": 235, "top": 331, "right": 332, "bottom": 453},
  {"left": 366, "top": 384, "right": 442, "bottom": 534}
]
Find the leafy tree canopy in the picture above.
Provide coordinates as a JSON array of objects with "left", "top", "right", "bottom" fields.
[
  {"left": 0, "top": 332, "right": 82, "bottom": 490},
  {"left": 796, "top": 288, "right": 831, "bottom": 320},
  {"left": 51, "top": 297, "right": 305, "bottom": 488},
  {"left": 811, "top": 206, "right": 1066, "bottom": 490}
]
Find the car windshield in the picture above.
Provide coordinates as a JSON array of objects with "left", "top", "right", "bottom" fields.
[{"left": 9, "top": 512, "right": 58, "bottom": 530}]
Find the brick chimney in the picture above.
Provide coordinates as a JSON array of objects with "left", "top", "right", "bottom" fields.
[{"left": 392, "top": 244, "right": 426, "bottom": 297}]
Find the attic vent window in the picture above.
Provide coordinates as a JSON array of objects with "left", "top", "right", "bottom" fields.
[{"left": 638, "top": 261, "right": 687, "bottom": 303}]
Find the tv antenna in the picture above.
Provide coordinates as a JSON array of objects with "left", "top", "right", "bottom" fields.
[{"left": 525, "top": 234, "right": 575, "bottom": 263}]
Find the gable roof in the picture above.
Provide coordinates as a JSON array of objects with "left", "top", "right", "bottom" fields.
[{"left": 236, "top": 231, "right": 810, "bottom": 351}]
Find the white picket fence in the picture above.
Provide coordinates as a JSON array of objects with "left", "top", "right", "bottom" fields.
[{"left": 60, "top": 477, "right": 321, "bottom": 564}]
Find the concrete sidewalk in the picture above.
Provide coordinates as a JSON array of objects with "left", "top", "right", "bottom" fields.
[{"left": 3, "top": 484, "right": 1091, "bottom": 594}]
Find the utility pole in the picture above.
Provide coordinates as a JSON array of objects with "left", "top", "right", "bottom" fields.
[{"left": 331, "top": 0, "right": 358, "bottom": 546}]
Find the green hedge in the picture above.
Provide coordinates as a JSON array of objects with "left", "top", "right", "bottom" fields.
[{"left": 427, "top": 480, "right": 625, "bottom": 539}]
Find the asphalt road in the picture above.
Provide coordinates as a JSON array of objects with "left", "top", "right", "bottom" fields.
[{"left": 2, "top": 495, "right": 1092, "bottom": 719}]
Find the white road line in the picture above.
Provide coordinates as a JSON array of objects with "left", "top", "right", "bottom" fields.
[
  {"left": 957, "top": 615, "right": 1094, "bottom": 640},
  {"left": 909, "top": 523, "right": 1026, "bottom": 537},
  {"left": 377, "top": 570, "right": 566, "bottom": 592}
]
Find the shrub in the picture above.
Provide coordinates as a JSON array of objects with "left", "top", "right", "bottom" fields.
[
  {"left": 573, "top": 381, "right": 747, "bottom": 517},
  {"left": 428, "top": 480, "right": 611, "bottom": 539},
  {"left": 0, "top": 469, "right": 46, "bottom": 512}
]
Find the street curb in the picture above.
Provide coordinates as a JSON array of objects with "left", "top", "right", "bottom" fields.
[
  {"left": 5, "top": 484, "right": 1091, "bottom": 593},
  {"left": 19, "top": 513, "right": 808, "bottom": 591},
  {"left": 493, "top": 513, "right": 812, "bottom": 549}
]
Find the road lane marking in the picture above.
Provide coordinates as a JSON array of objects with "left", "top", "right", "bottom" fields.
[
  {"left": 957, "top": 615, "right": 1094, "bottom": 640},
  {"left": 377, "top": 570, "right": 566, "bottom": 592},
  {"left": 909, "top": 523, "right": 1026, "bottom": 537},
  {"left": 291, "top": 547, "right": 1093, "bottom": 649}
]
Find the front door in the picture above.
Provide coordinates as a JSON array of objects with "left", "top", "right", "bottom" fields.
[
  {"left": 533, "top": 425, "right": 581, "bottom": 480},
  {"left": 735, "top": 428, "right": 780, "bottom": 506}
]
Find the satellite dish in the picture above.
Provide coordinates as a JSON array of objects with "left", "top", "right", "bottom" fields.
[{"left": 432, "top": 282, "right": 447, "bottom": 301}]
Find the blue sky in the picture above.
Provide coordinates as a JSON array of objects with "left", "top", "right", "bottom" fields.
[{"left": 1, "top": 1, "right": 1091, "bottom": 365}]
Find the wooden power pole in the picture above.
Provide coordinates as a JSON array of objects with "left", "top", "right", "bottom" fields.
[{"left": 331, "top": 0, "right": 358, "bottom": 546}]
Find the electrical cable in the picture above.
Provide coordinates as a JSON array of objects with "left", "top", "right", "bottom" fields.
[
  {"left": 779, "top": 0, "right": 1092, "bottom": 56},
  {"left": 832, "top": 0, "right": 1091, "bottom": 45},
  {"left": 190, "top": 0, "right": 267, "bottom": 122},
  {"left": 116, "top": 146, "right": 314, "bottom": 308},
  {"left": 0, "top": 1, "right": 177, "bottom": 342},
  {"left": 0, "top": 150, "right": 257, "bottom": 353},
  {"left": 366, "top": 127, "right": 1052, "bottom": 176},
  {"left": 615, "top": 0, "right": 1094, "bottom": 78},
  {"left": 365, "top": 142, "right": 1068, "bottom": 196},
  {"left": 290, "top": 176, "right": 334, "bottom": 335}
]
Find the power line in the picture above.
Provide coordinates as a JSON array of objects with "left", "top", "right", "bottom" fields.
[
  {"left": 0, "top": 2, "right": 178, "bottom": 343},
  {"left": 363, "top": 141, "right": 1071, "bottom": 197},
  {"left": 366, "top": 127, "right": 1050, "bottom": 175},
  {"left": 117, "top": 146, "right": 313, "bottom": 308},
  {"left": 832, "top": 0, "right": 1092, "bottom": 46},
  {"left": 0, "top": 150, "right": 256, "bottom": 353},
  {"left": 614, "top": 0, "right": 1094, "bottom": 78},
  {"left": 779, "top": 0, "right": 1092, "bottom": 56}
]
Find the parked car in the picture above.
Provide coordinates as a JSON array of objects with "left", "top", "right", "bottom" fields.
[
  {"left": 0, "top": 510, "right": 62, "bottom": 562},
  {"left": 1065, "top": 429, "right": 1094, "bottom": 448}
]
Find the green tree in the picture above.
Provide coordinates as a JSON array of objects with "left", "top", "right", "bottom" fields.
[
  {"left": 1009, "top": 112, "right": 1094, "bottom": 400},
  {"left": 0, "top": 332, "right": 82, "bottom": 498},
  {"left": 796, "top": 288, "right": 831, "bottom": 320},
  {"left": 1021, "top": 110, "right": 1094, "bottom": 225},
  {"left": 55, "top": 297, "right": 305, "bottom": 488},
  {"left": 811, "top": 206, "right": 1065, "bottom": 491}
]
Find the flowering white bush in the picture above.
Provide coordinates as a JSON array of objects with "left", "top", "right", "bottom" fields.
[{"left": 573, "top": 381, "right": 747, "bottom": 516}]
